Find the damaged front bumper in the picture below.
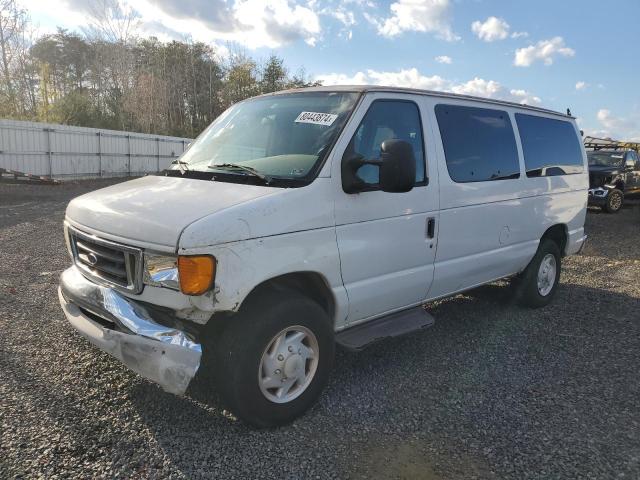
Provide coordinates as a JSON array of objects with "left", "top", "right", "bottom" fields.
[{"left": 58, "top": 266, "right": 202, "bottom": 395}]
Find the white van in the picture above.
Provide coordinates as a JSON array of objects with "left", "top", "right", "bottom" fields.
[{"left": 58, "top": 86, "right": 588, "bottom": 426}]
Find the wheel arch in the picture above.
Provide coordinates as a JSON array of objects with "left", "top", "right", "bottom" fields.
[
  {"left": 541, "top": 224, "right": 568, "bottom": 257},
  {"left": 240, "top": 271, "right": 337, "bottom": 325},
  {"left": 613, "top": 179, "right": 625, "bottom": 191}
]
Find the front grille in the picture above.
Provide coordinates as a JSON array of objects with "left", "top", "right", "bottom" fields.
[{"left": 68, "top": 227, "right": 143, "bottom": 293}]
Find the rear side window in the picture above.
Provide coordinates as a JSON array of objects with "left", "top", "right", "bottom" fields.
[
  {"left": 435, "top": 104, "right": 520, "bottom": 183},
  {"left": 515, "top": 114, "right": 583, "bottom": 177}
]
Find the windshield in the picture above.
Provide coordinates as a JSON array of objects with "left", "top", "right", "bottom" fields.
[
  {"left": 169, "top": 92, "right": 359, "bottom": 186},
  {"left": 588, "top": 151, "right": 624, "bottom": 167}
]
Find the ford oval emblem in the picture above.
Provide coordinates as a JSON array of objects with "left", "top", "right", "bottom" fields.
[{"left": 86, "top": 253, "right": 99, "bottom": 266}]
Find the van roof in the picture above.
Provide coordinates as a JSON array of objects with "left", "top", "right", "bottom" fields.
[{"left": 271, "top": 85, "right": 573, "bottom": 119}]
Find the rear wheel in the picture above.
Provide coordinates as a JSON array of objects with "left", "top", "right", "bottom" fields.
[
  {"left": 604, "top": 188, "right": 624, "bottom": 213},
  {"left": 213, "top": 291, "right": 335, "bottom": 428},
  {"left": 516, "top": 239, "right": 561, "bottom": 308}
]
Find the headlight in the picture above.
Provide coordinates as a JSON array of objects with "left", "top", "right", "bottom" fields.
[
  {"left": 144, "top": 253, "right": 216, "bottom": 295},
  {"left": 144, "top": 253, "right": 179, "bottom": 290}
]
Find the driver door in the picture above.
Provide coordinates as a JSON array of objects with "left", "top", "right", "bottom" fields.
[{"left": 331, "top": 93, "right": 439, "bottom": 326}]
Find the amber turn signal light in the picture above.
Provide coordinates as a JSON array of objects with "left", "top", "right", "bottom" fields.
[{"left": 177, "top": 255, "right": 216, "bottom": 295}]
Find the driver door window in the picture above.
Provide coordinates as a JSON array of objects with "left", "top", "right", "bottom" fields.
[{"left": 347, "top": 100, "right": 426, "bottom": 187}]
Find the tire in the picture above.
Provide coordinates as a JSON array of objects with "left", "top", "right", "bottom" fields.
[
  {"left": 516, "top": 238, "right": 561, "bottom": 308},
  {"left": 604, "top": 188, "right": 624, "bottom": 213},
  {"left": 213, "top": 291, "right": 335, "bottom": 428}
]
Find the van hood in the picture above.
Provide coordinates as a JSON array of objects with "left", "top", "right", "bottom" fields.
[{"left": 65, "top": 175, "right": 280, "bottom": 248}]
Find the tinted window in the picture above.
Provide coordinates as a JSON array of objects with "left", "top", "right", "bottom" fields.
[
  {"left": 435, "top": 104, "right": 520, "bottom": 183},
  {"left": 346, "top": 100, "right": 426, "bottom": 186},
  {"left": 516, "top": 114, "right": 583, "bottom": 177}
]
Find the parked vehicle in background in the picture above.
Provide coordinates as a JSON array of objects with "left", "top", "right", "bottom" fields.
[
  {"left": 584, "top": 136, "right": 640, "bottom": 213},
  {"left": 58, "top": 86, "right": 588, "bottom": 427}
]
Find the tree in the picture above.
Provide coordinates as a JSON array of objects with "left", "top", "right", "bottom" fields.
[
  {"left": 83, "top": 0, "right": 139, "bottom": 44},
  {"left": 0, "top": 3, "right": 321, "bottom": 136},
  {"left": 48, "top": 89, "right": 100, "bottom": 126},
  {"left": 260, "top": 54, "right": 287, "bottom": 93},
  {"left": 286, "top": 67, "right": 322, "bottom": 89},
  {"left": 222, "top": 53, "right": 259, "bottom": 107},
  {"left": 0, "top": 0, "right": 29, "bottom": 116}
]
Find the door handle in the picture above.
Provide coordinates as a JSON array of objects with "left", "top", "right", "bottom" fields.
[{"left": 426, "top": 217, "right": 435, "bottom": 239}]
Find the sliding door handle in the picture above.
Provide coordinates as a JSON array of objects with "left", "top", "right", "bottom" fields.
[{"left": 426, "top": 217, "right": 435, "bottom": 239}]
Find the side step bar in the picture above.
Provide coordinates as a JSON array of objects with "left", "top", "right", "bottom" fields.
[{"left": 336, "top": 306, "right": 435, "bottom": 351}]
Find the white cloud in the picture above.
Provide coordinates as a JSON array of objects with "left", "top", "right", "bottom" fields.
[
  {"left": 451, "top": 78, "right": 541, "bottom": 105},
  {"left": 326, "top": 7, "right": 356, "bottom": 26},
  {"left": 471, "top": 16, "right": 509, "bottom": 42},
  {"left": 514, "top": 36, "right": 575, "bottom": 67},
  {"left": 368, "top": 0, "right": 459, "bottom": 41},
  {"left": 595, "top": 109, "right": 639, "bottom": 139},
  {"left": 511, "top": 31, "right": 528, "bottom": 39},
  {"left": 314, "top": 71, "right": 369, "bottom": 85},
  {"left": 585, "top": 109, "right": 640, "bottom": 141},
  {"left": 575, "top": 81, "right": 587, "bottom": 91},
  {"left": 316, "top": 68, "right": 449, "bottom": 90},
  {"left": 231, "top": 0, "right": 322, "bottom": 48},
  {"left": 319, "top": 3, "right": 356, "bottom": 40},
  {"left": 29, "top": 0, "right": 323, "bottom": 49},
  {"left": 450, "top": 77, "right": 501, "bottom": 97},
  {"left": 435, "top": 55, "right": 452, "bottom": 64},
  {"left": 316, "top": 68, "right": 542, "bottom": 105},
  {"left": 507, "top": 88, "right": 542, "bottom": 105},
  {"left": 21, "top": 0, "right": 88, "bottom": 32}
]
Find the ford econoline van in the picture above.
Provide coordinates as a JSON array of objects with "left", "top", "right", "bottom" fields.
[{"left": 58, "top": 86, "right": 588, "bottom": 427}]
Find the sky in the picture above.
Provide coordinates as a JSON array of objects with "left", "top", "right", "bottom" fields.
[{"left": 22, "top": 0, "right": 640, "bottom": 141}]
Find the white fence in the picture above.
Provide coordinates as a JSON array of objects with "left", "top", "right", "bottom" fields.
[{"left": 0, "top": 119, "right": 193, "bottom": 180}]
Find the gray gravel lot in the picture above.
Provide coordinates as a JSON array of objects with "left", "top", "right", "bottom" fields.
[{"left": 1, "top": 179, "right": 639, "bottom": 479}]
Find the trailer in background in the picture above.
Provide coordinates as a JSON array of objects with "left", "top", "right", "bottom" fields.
[{"left": 0, "top": 119, "right": 193, "bottom": 180}]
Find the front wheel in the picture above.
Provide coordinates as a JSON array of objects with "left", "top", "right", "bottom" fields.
[
  {"left": 604, "top": 188, "right": 624, "bottom": 213},
  {"left": 214, "top": 292, "right": 335, "bottom": 427},
  {"left": 516, "top": 239, "right": 561, "bottom": 308}
]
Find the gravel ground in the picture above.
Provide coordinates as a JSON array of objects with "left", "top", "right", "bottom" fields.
[{"left": 1, "top": 180, "right": 639, "bottom": 479}]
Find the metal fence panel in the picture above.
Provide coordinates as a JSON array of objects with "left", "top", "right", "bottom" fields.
[{"left": 0, "top": 119, "right": 193, "bottom": 179}]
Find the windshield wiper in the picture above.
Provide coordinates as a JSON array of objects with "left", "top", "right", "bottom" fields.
[
  {"left": 171, "top": 159, "right": 190, "bottom": 174},
  {"left": 208, "top": 163, "right": 271, "bottom": 183}
]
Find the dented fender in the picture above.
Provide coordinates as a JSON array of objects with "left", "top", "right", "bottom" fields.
[{"left": 178, "top": 227, "right": 350, "bottom": 328}]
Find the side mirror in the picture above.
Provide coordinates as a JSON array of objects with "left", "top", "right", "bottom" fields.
[
  {"left": 379, "top": 140, "right": 417, "bottom": 193},
  {"left": 625, "top": 159, "right": 635, "bottom": 171},
  {"left": 341, "top": 139, "right": 416, "bottom": 194}
]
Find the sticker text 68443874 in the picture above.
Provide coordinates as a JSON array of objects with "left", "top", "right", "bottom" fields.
[{"left": 295, "top": 111, "right": 338, "bottom": 126}]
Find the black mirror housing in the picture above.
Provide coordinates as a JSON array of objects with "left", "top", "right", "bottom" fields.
[
  {"left": 341, "top": 139, "right": 416, "bottom": 194},
  {"left": 379, "top": 140, "right": 416, "bottom": 193}
]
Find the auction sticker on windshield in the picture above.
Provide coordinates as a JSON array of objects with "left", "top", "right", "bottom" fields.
[{"left": 295, "top": 112, "right": 338, "bottom": 126}]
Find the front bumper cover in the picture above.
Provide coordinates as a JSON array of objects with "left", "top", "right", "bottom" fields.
[
  {"left": 58, "top": 266, "right": 202, "bottom": 395},
  {"left": 588, "top": 187, "right": 609, "bottom": 205}
]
